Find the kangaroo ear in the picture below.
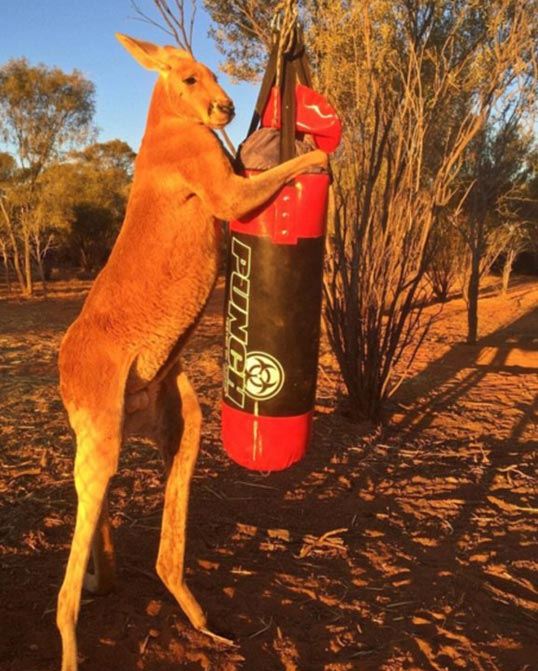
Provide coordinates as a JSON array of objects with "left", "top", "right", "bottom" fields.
[{"left": 115, "top": 33, "right": 171, "bottom": 72}]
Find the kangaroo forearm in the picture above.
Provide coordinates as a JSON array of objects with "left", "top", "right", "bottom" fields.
[{"left": 227, "top": 153, "right": 320, "bottom": 220}]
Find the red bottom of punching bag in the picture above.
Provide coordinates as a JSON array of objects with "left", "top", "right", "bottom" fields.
[{"left": 221, "top": 401, "right": 312, "bottom": 471}]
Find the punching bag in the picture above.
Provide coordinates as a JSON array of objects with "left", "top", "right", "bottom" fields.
[{"left": 221, "top": 31, "right": 342, "bottom": 471}]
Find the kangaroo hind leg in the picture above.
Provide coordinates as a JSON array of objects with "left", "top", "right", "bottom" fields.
[
  {"left": 154, "top": 364, "right": 233, "bottom": 644},
  {"left": 56, "top": 345, "right": 127, "bottom": 671}
]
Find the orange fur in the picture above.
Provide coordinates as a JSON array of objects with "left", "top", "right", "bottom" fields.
[{"left": 56, "top": 34, "right": 327, "bottom": 671}]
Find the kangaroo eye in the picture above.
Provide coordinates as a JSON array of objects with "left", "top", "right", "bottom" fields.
[{"left": 184, "top": 76, "right": 197, "bottom": 85}]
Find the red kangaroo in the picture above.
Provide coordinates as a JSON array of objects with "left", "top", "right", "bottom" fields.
[{"left": 56, "top": 33, "right": 328, "bottom": 671}]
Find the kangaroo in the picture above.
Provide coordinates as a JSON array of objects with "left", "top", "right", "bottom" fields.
[{"left": 55, "top": 34, "right": 328, "bottom": 671}]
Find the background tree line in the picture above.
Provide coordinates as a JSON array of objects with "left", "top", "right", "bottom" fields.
[{"left": 0, "top": 59, "right": 135, "bottom": 297}]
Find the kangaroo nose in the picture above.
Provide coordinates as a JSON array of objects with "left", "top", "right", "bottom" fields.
[{"left": 214, "top": 99, "right": 235, "bottom": 116}]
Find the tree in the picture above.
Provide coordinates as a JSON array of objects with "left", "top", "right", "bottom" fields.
[
  {"left": 73, "top": 139, "right": 136, "bottom": 178},
  {"left": 205, "top": 0, "right": 537, "bottom": 419},
  {"left": 426, "top": 214, "right": 467, "bottom": 303},
  {"left": 0, "top": 58, "right": 95, "bottom": 295},
  {"left": 0, "top": 151, "right": 16, "bottom": 291},
  {"left": 497, "top": 148, "right": 538, "bottom": 293},
  {"left": 35, "top": 140, "right": 135, "bottom": 274},
  {"left": 61, "top": 141, "right": 135, "bottom": 271},
  {"left": 454, "top": 115, "right": 536, "bottom": 343},
  {"left": 0, "top": 152, "right": 26, "bottom": 293}
]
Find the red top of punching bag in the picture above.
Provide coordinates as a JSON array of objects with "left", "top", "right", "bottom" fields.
[{"left": 261, "top": 84, "right": 342, "bottom": 153}]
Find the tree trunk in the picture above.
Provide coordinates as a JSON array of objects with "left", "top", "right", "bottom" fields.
[
  {"left": 2, "top": 257, "right": 10, "bottom": 294},
  {"left": 36, "top": 254, "right": 47, "bottom": 298},
  {"left": 0, "top": 243, "right": 11, "bottom": 294},
  {"left": 12, "top": 251, "right": 24, "bottom": 293},
  {"left": 80, "top": 246, "right": 90, "bottom": 273},
  {"left": 3, "top": 258, "right": 10, "bottom": 294},
  {"left": 23, "top": 231, "right": 33, "bottom": 297},
  {"left": 467, "top": 246, "right": 480, "bottom": 344},
  {"left": 501, "top": 249, "right": 516, "bottom": 295},
  {"left": 0, "top": 199, "right": 26, "bottom": 293}
]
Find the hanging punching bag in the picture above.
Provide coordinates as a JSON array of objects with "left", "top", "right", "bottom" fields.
[{"left": 221, "top": 31, "right": 342, "bottom": 471}]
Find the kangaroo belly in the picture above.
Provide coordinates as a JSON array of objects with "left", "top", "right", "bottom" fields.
[{"left": 126, "top": 260, "right": 219, "bottom": 389}]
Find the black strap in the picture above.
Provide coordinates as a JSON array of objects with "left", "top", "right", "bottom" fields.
[
  {"left": 246, "top": 44, "right": 278, "bottom": 139},
  {"left": 279, "top": 51, "right": 296, "bottom": 162},
  {"left": 246, "top": 26, "right": 312, "bottom": 163}
]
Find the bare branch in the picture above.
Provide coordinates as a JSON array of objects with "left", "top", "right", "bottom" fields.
[{"left": 130, "top": 0, "right": 197, "bottom": 53}]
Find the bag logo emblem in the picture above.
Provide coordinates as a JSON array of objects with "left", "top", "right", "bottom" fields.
[
  {"left": 244, "top": 351, "right": 285, "bottom": 401},
  {"left": 224, "top": 237, "right": 286, "bottom": 407}
]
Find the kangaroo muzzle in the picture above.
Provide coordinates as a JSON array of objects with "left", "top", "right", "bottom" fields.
[{"left": 210, "top": 99, "right": 235, "bottom": 121}]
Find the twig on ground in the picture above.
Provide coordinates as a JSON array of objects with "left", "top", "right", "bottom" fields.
[
  {"left": 488, "top": 495, "right": 538, "bottom": 514},
  {"left": 297, "top": 527, "right": 348, "bottom": 559},
  {"left": 234, "top": 480, "right": 278, "bottom": 490},
  {"left": 203, "top": 484, "right": 227, "bottom": 500},
  {"left": 248, "top": 617, "right": 273, "bottom": 639}
]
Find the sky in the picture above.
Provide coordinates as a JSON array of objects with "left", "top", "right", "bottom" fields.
[{"left": 0, "top": 0, "right": 258, "bottom": 152}]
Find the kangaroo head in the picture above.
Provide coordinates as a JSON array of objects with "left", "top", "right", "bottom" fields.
[{"left": 116, "top": 33, "right": 235, "bottom": 129}]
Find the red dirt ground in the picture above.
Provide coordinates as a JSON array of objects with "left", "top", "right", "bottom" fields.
[{"left": 0, "top": 277, "right": 537, "bottom": 671}]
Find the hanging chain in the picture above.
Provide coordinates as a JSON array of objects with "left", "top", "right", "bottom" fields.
[{"left": 271, "top": 0, "right": 298, "bottom": 125}]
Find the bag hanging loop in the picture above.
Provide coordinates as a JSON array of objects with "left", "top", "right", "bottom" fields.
[
  {"left": 246, "top": 0, "right": 310, "bottom": 162},
  {"left": 271, "top": 0, "right": 299, "bottom": 126}
]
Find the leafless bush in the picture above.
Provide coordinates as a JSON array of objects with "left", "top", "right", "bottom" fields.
[
  {"left": 318, "top": 0, "right": 536, "bottom": 418},
  {"left": 426, "top": 217, "right": 467, "bottom": 303}
]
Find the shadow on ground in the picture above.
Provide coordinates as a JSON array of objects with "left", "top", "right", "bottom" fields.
[{"left": 0, "top": 284, "right": 536, "bottom": 670}]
